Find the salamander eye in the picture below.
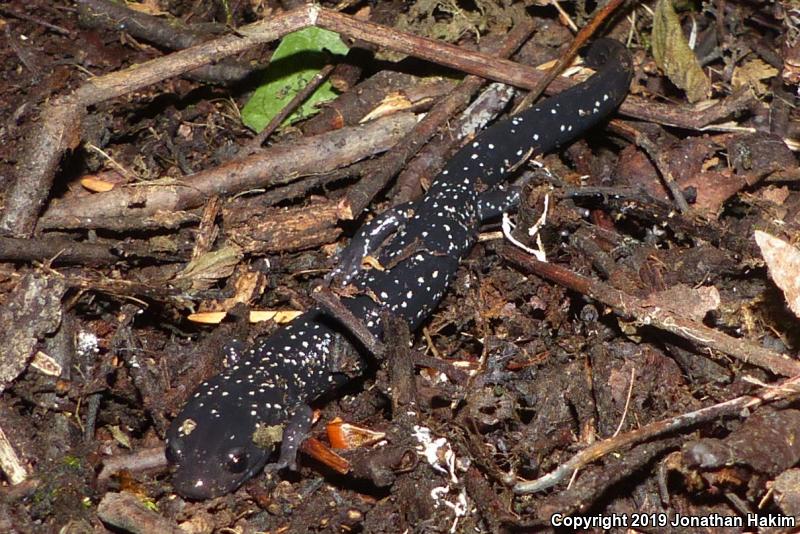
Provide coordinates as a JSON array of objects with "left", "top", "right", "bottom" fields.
[{"left": 224, "top": 448, "right": 249, "bottom": 474}]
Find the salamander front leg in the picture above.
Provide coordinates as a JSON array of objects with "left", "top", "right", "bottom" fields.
[
  {"left": 267, "top": 404, "right": 314, "bottom": 472},
  {"left": 327, "top": 202, "right": 416, "bottom": 286}
]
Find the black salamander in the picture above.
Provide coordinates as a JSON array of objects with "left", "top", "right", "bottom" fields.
[{"left": 166, "top": 39, "right": 633, "bottom": 499}]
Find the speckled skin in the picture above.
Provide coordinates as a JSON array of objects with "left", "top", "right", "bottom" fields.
[{"left": 166, "top": 39, "right": 633, "bottom": 499}]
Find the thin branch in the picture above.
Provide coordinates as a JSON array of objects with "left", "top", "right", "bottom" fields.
[
  {"left": 514, "top": 374, "right": 800, "bottom": 494},
  {"left": 614, "top": 121, "right": 691, "bottom": 213},
  {"left": 38, "top": 113, "right": 417, "bottom": 230},
  {"left": 242, "top": 63, "right": 337, "bottom": 155},
  {"left": 513, "top": 0, "right": 627, "bottom": 113},
  {"left": 311, "top": 289, "right": 383, "bottom": 358},
  {"left": 76, "top": 0, "right": 253, "bottom": 83},
  {"left": 0, "top": 4, "right": 73, "bottom": 36},
  {"left": 501, "top": 245, "right": 800, "bottom": 377}
]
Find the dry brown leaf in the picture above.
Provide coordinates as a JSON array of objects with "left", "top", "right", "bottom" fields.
[
  {"left": 761, "top": 186, "right": 791, "bottom": 206},
  {"left": 754, "top": 231, "right": 800, "bottom": 318},
  {"left": 732, "top": 59, "right": 779, "bottom": 95},
  {"left": 652, "top": 0, "right": 712, "bottom": 103},
  {"left": 173, "top": 245, "right": 243, "bottom": 291}
]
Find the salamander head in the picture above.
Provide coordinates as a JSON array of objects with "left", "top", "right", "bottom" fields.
[{"left": 165, "top": 373, "right": 286, "bottom": 499}]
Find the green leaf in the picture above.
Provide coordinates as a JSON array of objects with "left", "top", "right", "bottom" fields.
[
  {"left": 652, "top": 0, "right": 711, "bottom": 103},
  {"left": 241, "top": 28, "right": 349, "bottom": 132}
]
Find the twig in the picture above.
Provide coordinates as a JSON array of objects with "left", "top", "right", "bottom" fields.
[
  {"left": 534, "top": 439, "right": 682, "bottom": 524},
  {"left": 410, "top": 350, "right": 471, "bottom": 384},
  {"left": 311, "top": 289, "right": 383, "bottom": 358},
  {"left": 225, "top": 197, "right": 343, "bottom": 254},
  {"left": 0, "top": 236, "right": 120, "bottom": 264},
  {"left": 38, "top": 113, "right": 416, "bottom": 230},
  {"left": 501, "top": 245, "right": 800, "bottom": 377},
  {"left": 1, "top": 7, "right": 319, "bottom": 237},
  {"left": 98, "top": 492, "right": 184, "bottom": 534},
  {"left": 0, "top": 5, "right": 73, "bottom": 36},
  {"left": 551, "top": 0, "right": 579, "bottom": 32},
  {"left": 300, "top": 71, "right": 453, "bottom": 137},
  {"left": 513, "top": 0, "right": 628, "bottom": 114},
  {"left": 85, "top": 143, "right": 139, "bottom": 181},
  {"left": 514, "top": 373, "right": 800, "bottom": 494},
  {"left": 239, "top": 159, "right": 372, "bottom": 208},
  {"left": 242, "top": 63, "right": 337, "bottom": 155},
  {"left": 76, "top": 0, "right": 253, "bottom": 83},
  {"left": 98, "top": 447, "right": 167, "bottom": 483},
  {"left": 613, "top": 121, "right": 691, "bottom": 213},
  {"left": 0, "top": 424, "right": 27, "bottom": 485}
]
